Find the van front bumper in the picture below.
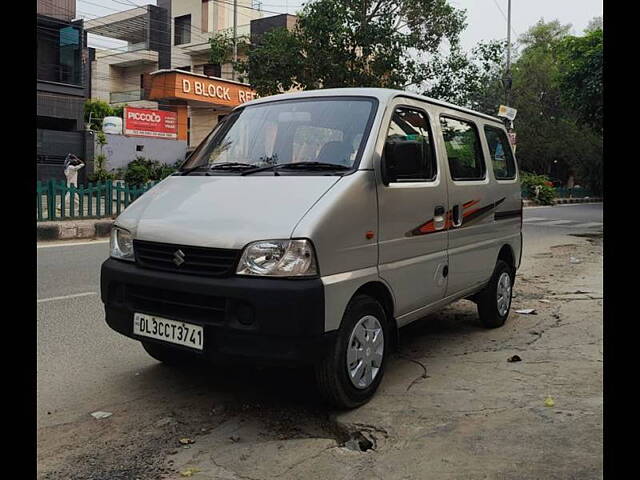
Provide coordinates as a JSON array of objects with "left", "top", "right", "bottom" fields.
[{"left": 100, "top": 258, "right": 332, "bottom": 365}]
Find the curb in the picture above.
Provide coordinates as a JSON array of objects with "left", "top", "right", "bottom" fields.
[
  {"left": 523, "top": 198, "right": 602, "bottom": 208},
  {"left": 37, "top": 219, "right": 114, "bottom": 242}
]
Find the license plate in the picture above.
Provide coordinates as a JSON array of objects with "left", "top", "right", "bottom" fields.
[{"left": 133, "top": 313, "right": 203, "bottom": 351}]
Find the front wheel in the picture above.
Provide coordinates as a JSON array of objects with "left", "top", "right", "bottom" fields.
[
  {"left": 476, "top": 259, "right": 514, "bottom": 328},
  {"left": 315, "top": 295, "right": 390, "bottom": 409}
]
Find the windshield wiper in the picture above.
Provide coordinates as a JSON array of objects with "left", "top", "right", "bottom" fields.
[
  {"left": 241, "top": 162, "right": 351, "bottom": 176},
  {"left": 181, "top": 162, "right": 254, "bottom": 175}
]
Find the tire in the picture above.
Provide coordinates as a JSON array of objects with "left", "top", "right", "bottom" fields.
[
  {"left": 315, "top": 294, "right": 390, "bottom": 409},
  {"left": 141, "top": 341, "right": 197, "bottom": 366},
  {"left": 476, "top": 259, "right": 515, "bottom": 329}
]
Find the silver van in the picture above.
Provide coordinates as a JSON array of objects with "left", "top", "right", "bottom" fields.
[{"left": 101, "top": 88, "right": 522, "bottom": 408}]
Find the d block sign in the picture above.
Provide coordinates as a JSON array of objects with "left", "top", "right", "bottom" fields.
[
  {"left": 124, "top": 107, "right": 178, "bottom": 139},
  {"left": 148, "top": 71, "right": 258, "bottom": 108}
]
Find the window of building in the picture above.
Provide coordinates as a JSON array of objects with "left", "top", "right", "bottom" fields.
[
  {"left": 203, "top": 63, "right": 221, "bottom": 77},
  {"left": 174, "top": 15, "right": 191, "bottom": 45},
  {"left": 440, "top": 116, "right": 486, "bottom": 181},
  {"left": 384, "top": 107, "right": 437, "bottom": 182},
  {"left": 484, "top": 125, "right": 516, "bottom": 180}
]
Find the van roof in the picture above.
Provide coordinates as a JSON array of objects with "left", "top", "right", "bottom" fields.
[{"left": 240, "top": 87, "right": 504, "bottom": 125}]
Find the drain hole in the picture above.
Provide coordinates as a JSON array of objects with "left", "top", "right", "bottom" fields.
[{"left": 343, "top": 431, "right": 374, "bottom": 452}]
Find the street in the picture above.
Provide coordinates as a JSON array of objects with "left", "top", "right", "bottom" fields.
[{"left": 37, "top": 204, "right": 603, "bottom": 480}]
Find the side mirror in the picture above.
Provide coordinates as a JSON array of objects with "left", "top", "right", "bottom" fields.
[{"left": 382, "top": 140, "right": 423, "bottom": 185}]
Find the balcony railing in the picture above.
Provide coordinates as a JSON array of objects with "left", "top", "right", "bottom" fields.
[{"left": 110, "top": 89, "right": 143, "bottom": 104}]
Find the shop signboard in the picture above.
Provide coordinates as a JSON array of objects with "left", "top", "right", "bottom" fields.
[{"left": 124, "top": 107, "right": 178, "bottom": 139}]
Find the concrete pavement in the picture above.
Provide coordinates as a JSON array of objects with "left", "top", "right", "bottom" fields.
[{"left": 37, "top": 204, "right": 603, "bottom": 479}]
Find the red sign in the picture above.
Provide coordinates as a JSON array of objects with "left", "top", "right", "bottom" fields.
[{"left": 124, "top": 107, "right": 177, "bottom": 139}]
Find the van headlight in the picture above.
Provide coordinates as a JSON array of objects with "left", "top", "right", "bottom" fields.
[
  {"left": 110, "top": 227, "right": 134, "bottom": 261},
  {"left": 236, "top": 239, "right": 318, "bottom": 277}
]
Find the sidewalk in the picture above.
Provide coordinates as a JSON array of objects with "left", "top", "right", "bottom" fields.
[{"left": 523, "top": 197, "right": 603, "bottom": 207}]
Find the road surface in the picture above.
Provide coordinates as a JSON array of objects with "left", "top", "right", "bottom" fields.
[{"left": 37, "top": 203, "right": 603, "bottom": 479}]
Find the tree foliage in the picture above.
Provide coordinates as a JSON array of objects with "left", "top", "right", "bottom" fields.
[
  {"left": 238, "top": 0, "right": 467, "bottom": 96},
  {"left": 84, "top": 99, "right": 125, "bottom": 131},
  {"left": 508, "top": 19, "right": 603, "bottom": 194},
  {"left": 422, "top": 40, "right": 506, "bottom": 114},
  {"left": 555, "top": 28, "right": 603, "bottom": 132}
]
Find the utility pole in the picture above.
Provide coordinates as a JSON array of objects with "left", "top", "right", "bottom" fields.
[
  {"left": 506, "top": 0, "right": 511, "bottom": 74},
  {"left": 504, "top": 0, "right": 514, "bottom": 133},
  {"left": 232, "top": 0, "right": 238, "bottom": 81}
]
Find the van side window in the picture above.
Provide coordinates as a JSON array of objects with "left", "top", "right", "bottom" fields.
[
  {"left": 484, "top": 125, "right": 516, "bottom": 180},
  {"left": 385, "top": 107, "right": 436, "bottom": 182},
  {"left": 440, "top": 116, "right": 486, "bottom": 181}
]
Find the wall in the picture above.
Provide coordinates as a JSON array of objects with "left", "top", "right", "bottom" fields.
[
  {"left": 99, "top": 134, "right": 188, "bottom": 171},
  {"left": 37, "top": 0, "right": 75, "bottom": 22},
  {"left": 188, "top": 107, "right": 227, "bottom": 148}
]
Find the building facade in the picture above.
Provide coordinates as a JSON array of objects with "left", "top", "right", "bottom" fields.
[
  {"left": 87, "top": 0, "right": 265, "bottom": 150},
  {"left": 37, "top": 0, "right": 93, "bottom": 182}
]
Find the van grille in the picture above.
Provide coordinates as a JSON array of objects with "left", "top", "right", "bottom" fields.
[
  {"left": 133, "top": 240, "right": 240, "bottom": 277},
  {"left": 125, "top": 284, "right": 226, "bottom": 325}
]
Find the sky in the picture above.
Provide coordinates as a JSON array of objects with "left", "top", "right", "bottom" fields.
[{"left": 78, "top": 0, "right": 603, "bottom": 52}]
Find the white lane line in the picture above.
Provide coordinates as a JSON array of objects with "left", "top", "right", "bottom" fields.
[
  {"left": 542, "top": 220, "right": 573, "bottom": 225},
  {"left": 523, "top": 217, "right": 548, "bottom": 223},
  {"left": 571, "top": 222, "right": 603, "bottom": 228},
  {"left": 37, "top": 240, "right": 109, "bottom": 249},
  {"left": 37, "top": 292, "right": 97, "bottom": 304}
]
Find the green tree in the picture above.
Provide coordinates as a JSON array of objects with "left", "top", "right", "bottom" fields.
[
  {"left": 84, "top": 99, "right": 126, "bottom": 131},
  {"left": 422, "top": 40, "right": 507, "bottom": 114},
  {"left": 237, "top": 0, "right": 467, "bottom": 96},
  {"left": 508, "top": 19, "right": 603, "bottom": 194},
  {"left": 84, "top": 99, "right": 114, "bottom": 131},
  {"left": 555, "top": 27, "right": 603, "bottom": 132}
]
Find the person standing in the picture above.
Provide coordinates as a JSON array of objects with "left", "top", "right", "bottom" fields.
[{"left": 62, "top": 154, "right": 84, "bottom": 213}]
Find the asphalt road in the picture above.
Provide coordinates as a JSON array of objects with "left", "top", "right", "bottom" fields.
[{"left": 36, "top": 203, "right": 603, "bottom": 429}]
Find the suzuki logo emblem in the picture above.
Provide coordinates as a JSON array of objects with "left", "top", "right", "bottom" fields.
[{"left": 173, "top": 249, "right": 186, "bottom": 266}]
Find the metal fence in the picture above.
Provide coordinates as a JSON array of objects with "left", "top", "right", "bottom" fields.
[
  {"left": 36, "top": 180, "right": 157, "bottom": 222},
  {"left": 554, "top": 187, "right": 593, "bottom": 198},
  {"left": 522, "top": 186, "right": 593, "bottom": 200}
]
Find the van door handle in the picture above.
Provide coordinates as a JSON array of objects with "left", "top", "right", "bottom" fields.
[
  {"left": 452, "top": 204, "right": 463, "bottom": 227},
  {"left": 434, "top": 205, "right": 446, "bottom": 230}
]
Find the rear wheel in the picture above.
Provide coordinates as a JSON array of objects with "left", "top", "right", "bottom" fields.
[
  {"left": 476, "top": 259, "right": 514, "bottom": 328},
  {"left": 315, "top": 294, "right": 389, "bottom": 409},
  {"left": 141, "top": 341, "right": 197, "bottom": 366}
]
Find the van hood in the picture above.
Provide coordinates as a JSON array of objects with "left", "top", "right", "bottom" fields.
[{"left": 115, "top": 175, "right": 341, "bottom": 249}]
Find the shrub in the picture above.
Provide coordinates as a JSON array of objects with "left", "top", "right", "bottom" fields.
[
  {"left": 123, "top": 156, "right": 180, "bottom": 186},
  {"left": 520, "top": 172, "right": 555, "bottom": 205}
]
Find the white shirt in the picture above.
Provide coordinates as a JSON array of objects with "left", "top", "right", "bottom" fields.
[{"left": 64, "top": 163, "right": 84, "bottom": 186}]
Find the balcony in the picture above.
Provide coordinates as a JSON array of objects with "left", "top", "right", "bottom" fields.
[{"left": 179, "top": 24, "right": 251, "bottom": 56}]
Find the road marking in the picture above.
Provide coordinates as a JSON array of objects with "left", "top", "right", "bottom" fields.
[
  {"left": 543, "top": 220, "right": 573, "bottom": 225},
  {"left": 571, "top": 222, "right": 603, "bottom": 229},
  {"left": 523, "top": 217, "right": 548, "bottom": 222},
  {"left": 37, "top": 240, "right": 109, "bottom": 249},
  {"left": 37, "top": 292, "right": 97, "bottom": 303}
]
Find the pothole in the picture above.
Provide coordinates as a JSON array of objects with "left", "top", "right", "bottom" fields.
[{"left": 342, "top": 431, "right": 375, "bottom": 452}]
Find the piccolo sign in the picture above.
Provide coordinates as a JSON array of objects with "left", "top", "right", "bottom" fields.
[
  {"left": 148, "top": 70, "right": 258, "bottom": 108},
  {"left": 123, "top": 107, "right": 177, "bottom": 139}
]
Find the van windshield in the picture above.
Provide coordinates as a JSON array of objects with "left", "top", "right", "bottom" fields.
[{"left": 181, "top": 97, "right": 377, "bottom": 174}]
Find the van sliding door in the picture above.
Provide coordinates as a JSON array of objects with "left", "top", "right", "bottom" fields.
[{"left": 376, "top": 99, "right": 449, "bottom": 323}]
